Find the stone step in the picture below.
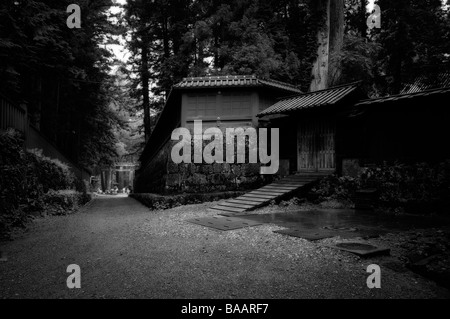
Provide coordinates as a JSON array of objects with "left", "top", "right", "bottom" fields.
[
  {"left": 246, "top": 191, "right": 281, "bottom": 196},
  {"left": 235, "top": 196, "right": 267, "bottom": 202},
  {"left": 258, "top": 190, "right": 295, "bottom": 195},
  {"left": 258, "top": 186, "right": 297, "bottom": 192},
  {"left": 209, "top": 173, "right": 331, "bottom": 213},
  {"left": 264, "top": 183, "right": 300, "bottom": 188},
  {"left": 210, "top": 205, "right": 247, "bottom": 213},
  {"left": 280, "top": 181, "right": 302, "bottom": 184},
  {"left": 282, "top": 178, "right": 318, "bottom": 182},
  {"left": 286, "top": 175, "right": 327, "bottom": 178},
  {"left": 217, "top": 202, "right": 255, "bottom": 209},
  {"left": 261, "top": 185, "right": 298, "bottom": 191},
  {"left": 240, "top": 195, "right": 273, "bottom": 202},
  {"left": 249, "top": 190, "right": 285, "bottom": 195},
  {"left": 270, "top": 183, "right": 305, "bottom": 187},
  {"left": 235, "top": 195, "right": 267, "bottom": 201},
  {"left": 227, "top": 199, "right": 264, "bottom": 205},
  {"left": 254, "top": 187, "right": 287, "bottom": 192}
]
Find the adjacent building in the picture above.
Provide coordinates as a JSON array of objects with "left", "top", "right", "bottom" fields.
[
  {"left": 136, "top": 68, "right": 450, "bottom": 194},
  {"left": 135, "top": 75, "right": 302, "bottom": 193},
  {"left": 257, "top": 72, "right": 450, "bottom": 177}
]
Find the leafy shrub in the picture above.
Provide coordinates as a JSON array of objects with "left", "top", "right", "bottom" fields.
[
  {"left": 359, "top": 162, "right": 450, "bottom": 212},
  {"left": 279, "top": 197, "right": 301, "bottom": 207},
  {"left": 309, "top": 161, "right": 450, "bottom": 213},
  {"left": 42, "top": 190, "right": 91, "bottom": 215},
  {"left": 27, "top": 149, "right": 76, "bottom": 192},
  {"left": 0, "top": 129, "right": 90, "bottom": 238},
  {"left": 0, "top": 129, "right": 28, "bottom": 228},
  {"left": 310, "top": 174, "right": 360, "bottom": 203}
]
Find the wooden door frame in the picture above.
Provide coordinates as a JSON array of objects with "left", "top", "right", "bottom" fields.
[{"left": 297, "top": 116, "right": 336, "bottom": 173}]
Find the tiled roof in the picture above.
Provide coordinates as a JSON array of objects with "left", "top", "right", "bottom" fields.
[
  {"left": 401, "top": 70, "right": 450, "bottom": 94},
  {"left": 173, "top": 75, "right": 301, "bottom": 94},
  {"left": 257, "top": 82, "right": 360, "bottom": 117},
  {"left": 356, "top": 86, "right": 450, "bottom": 106}
]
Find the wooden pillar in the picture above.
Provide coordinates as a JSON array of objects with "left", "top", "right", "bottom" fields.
[
  {"left": 107, "top": 167, "right": 112, "bottom": 190},
  {"left": 100, "top": 170, "right": 106, "bottom": 191},
  {"left": 129, "top": 169, "right": 134, "bottom": 189}
]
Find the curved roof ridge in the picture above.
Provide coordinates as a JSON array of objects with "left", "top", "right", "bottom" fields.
[{"left": 174, "top": 75, "right": 301, "bottom": 93}]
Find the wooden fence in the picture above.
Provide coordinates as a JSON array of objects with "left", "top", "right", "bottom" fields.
[{"left": 0, "top": 93, "right": 28, "bottom": 135}]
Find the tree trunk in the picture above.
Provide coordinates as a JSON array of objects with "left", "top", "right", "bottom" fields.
[
  {"left": 106, "top": 167, "right": 112, "bottom": 191},
  {"left": 310, "top": 0, "right": 345, "bottom": 91},
  {"left": 162, "top": 14, "right": 170, "bottom": 59},
  {"left": 141, "top": 39, "right": 151, "bottom": 142},
  {"left": 360, "top": 0, "right": 367, "bottom": 36},
  {"left": 310, "top": 0, "right": 330, "bottom": 91},
  {"left": 328, "top": 0, "right": 344, "bottom": 86},
  {"left": 214, "top": 34, "right": 219, "bottom": 69},
  {"left": 392, "top": 3, "right": 406, "bottom": 95}
]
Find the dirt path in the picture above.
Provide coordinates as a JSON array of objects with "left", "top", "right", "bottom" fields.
[{"left": 0, "top": 195, "right": 449, "bottom": 299}]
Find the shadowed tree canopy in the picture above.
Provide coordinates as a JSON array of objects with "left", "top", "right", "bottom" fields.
[
  {"left": 375, "top": 0, "right": 450, "bottom": 94},
  {"left": 122, "top": 0, "right": 449, "bottom": 138},
  {"left": 332, "top": 0, "right": 449, "bottom": 96},
  {"left": 122, "top": 0, "right": 326, "bottom": 140},
  {"left": 2, "top": 0, "right": 448, "bottom": 168},
  {"left": 0, "top": 0, "right": 127, "bottom": 168}
]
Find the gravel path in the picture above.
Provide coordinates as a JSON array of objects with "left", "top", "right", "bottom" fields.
[{"left": 0, "top": 195, "right": 448, "bottom": 299}]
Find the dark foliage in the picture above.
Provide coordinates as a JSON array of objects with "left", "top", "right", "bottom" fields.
[
  {"left": 310, "top": 175, "right": 360, "bottom": 203},
  {"left": 310, "top": 161, "right": 450, "bottom": 214},
  {"left": 0, "top": 0, "right": 122, "bottom": 169},
  {"left": 42, "top": 189, "right": 91, "bottom": 216},
  {"left": 122, "top": 0, "right": 326, "bottom": 139},
  {"left": 0, "top": 129, "right": 91, "bottom": 238},
  {"left": 374, "top": 0, "right": 450, "bottom": 95},
  {"left": 360, "top": 162, "right": 450, "bottom": 213}
]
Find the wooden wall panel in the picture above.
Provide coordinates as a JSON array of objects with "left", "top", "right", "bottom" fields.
[
  {"left": 221, "top": 92, "right": 252, "bottom": 117},
  {"left": 186, "top": 93, "right": 217, "bottom": 118},
  {"left": 182, "top": 91, "right": 253, "bottom": 126}
]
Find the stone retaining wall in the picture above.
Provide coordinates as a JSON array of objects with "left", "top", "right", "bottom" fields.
[
  {"left": 165, "top": 161, "right": 264, "bottom": 193},
  {"left": 135, "top": 139, "right": 275, "bottom": 194}
]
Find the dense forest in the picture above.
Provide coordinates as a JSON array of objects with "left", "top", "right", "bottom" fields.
[
  {"left": 1, "top": 0, "right": 449, "bottom": 170},
  {"left": 122, "top": 0, "right": 449, "bottom": 140},
  {"left": 0, "top": 0, "right": 143, "bottom": 171}
]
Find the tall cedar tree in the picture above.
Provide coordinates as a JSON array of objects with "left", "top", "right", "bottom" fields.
[
  {"left": 0, "top": 0, "right": 123, "bottom": 168},
  {"left": 123, "top": 0, "right": 449, "bottom": 139},
  {"left": 123, "top": 0, "right": 324, "bottom": 138}
]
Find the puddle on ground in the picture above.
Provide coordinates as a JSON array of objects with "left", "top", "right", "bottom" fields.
[{"left": 239, "top": 209, "right": 450, "bottom": 239}]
